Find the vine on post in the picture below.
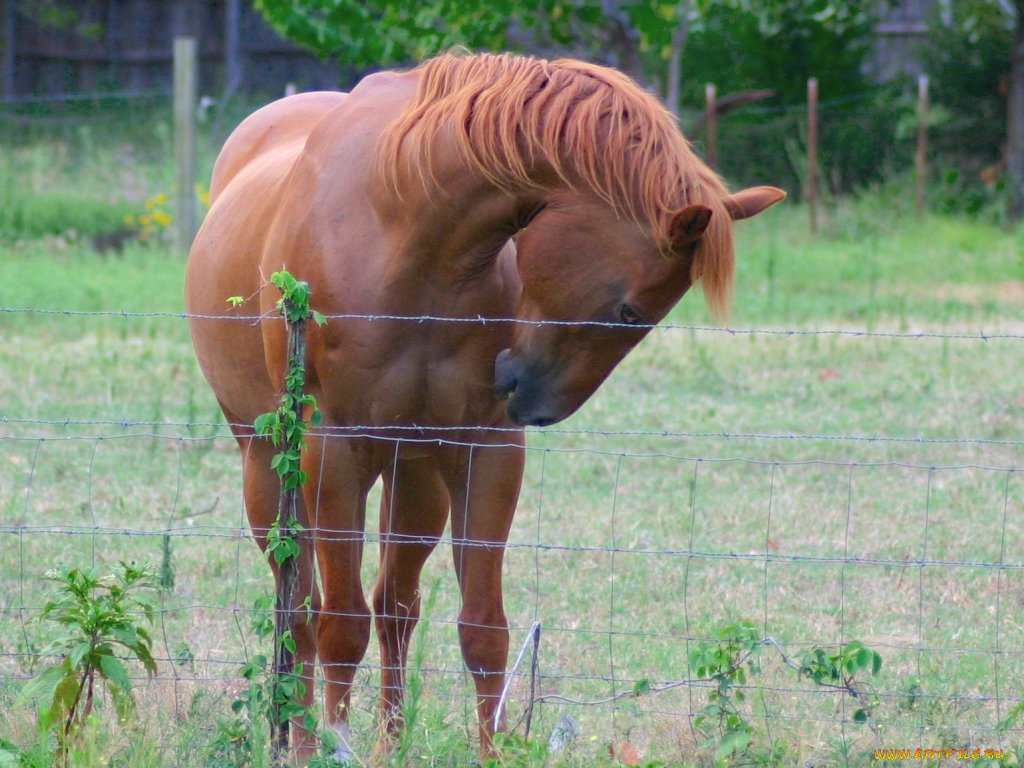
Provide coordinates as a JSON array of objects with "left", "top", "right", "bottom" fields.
[{"left": 252, "top": 270, "right": 325, "bottom": 764}]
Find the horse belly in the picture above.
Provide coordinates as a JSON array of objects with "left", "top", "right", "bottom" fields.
[{"left": 186, "top": 152, "right": 306, "bottom": 421}]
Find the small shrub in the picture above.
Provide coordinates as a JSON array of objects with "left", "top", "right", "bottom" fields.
[
  {"left": 0, "top": 193, "right": 132, "bottom": 242},
  {"left": 18, "top": 562, "right": 157, "bottom": 752}
]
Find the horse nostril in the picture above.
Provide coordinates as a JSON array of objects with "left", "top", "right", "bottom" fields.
[
  {"left": 496, "top": 380, "right": 516, "bottom": 401},
  {"left": 494, "top": 349, "right": 519, "bottom": 401}
]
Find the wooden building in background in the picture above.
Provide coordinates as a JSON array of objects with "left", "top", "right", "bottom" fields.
[
  {"left": 0, "top": 0, "right": 345, "bottom": 100},
  {"left": 0, "top": 0, "right": 940, "bottom": 102}
]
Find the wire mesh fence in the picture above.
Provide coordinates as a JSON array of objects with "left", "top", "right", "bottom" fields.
[{"left": 0, "top": 306, "right": 1021, "bottom": 764}]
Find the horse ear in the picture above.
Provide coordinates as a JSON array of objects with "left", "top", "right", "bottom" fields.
[
  {"left": 723, "top": 186, "right": 787, "bottom": 221},
  {"left": 669, "top": 205, "right": 713, "bottom": 252}
]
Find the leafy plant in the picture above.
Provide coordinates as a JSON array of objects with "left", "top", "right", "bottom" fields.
[
  {"left": 688, "top": 620, "right": 769, "bottom": 762},
  {"left": 247, "top": 270, "right": 325, "bottom": 761},
  {"left": 0, "top": 193, "right": 134, "bottom": 242},
  {"left": 798, "top": 640, "right": 882, "bottom": 726},
  {"left": 208, "top": 596, "right": 275, "bottom": 767},
  {"left": 158, "top": 532, "right": 175, "bottom": 593},
  {"left": 18, "top": 562, "right": 157, "bottom": 751}
]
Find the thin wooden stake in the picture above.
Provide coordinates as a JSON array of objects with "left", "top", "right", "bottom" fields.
[
  {"left": 916, "top": 74, "right": 929, "bottom": 218},
  {"left": 705, "top": 83, "right": 717, "bottom": 171},
  {"left": 270, "top": 303, "right": 308, "bottom": 765},
  {"left": 224, "top": 0, "right": 242, "bottom": 97},
  {"left": 807, "top": 77, "right": 819, "bottom": 233},
  {"left": 173, "top": 37, "right": 197, "bottom": 252}
]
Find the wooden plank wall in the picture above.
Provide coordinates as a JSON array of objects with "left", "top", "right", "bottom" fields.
[{"left": 1, "top": 0, "right": 344, "bottom": 100}]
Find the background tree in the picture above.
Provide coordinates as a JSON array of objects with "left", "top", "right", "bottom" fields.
[
  {"left": 924, "top": 0, "right": 1022, "bottom": 222},
  {"left": 12, "top": 0, "right": 102, "bottom": 36},
  {"left": 1006, "top": 0, "right": 1023, "bottom": 221},
  {"left": 254, "top": 0, "right": 1023, "bottom": 214},
  {"left": 253, "top": 0, "right": 877, "bottom": 100}
]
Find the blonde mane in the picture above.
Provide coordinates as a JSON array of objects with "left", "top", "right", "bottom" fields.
[{"left": 375, "top": 51, "right": 734, "bottom": 317}]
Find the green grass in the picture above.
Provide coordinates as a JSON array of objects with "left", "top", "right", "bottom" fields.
[{"left": 0, "top": 150, "right": 1023, "bottom": 766}]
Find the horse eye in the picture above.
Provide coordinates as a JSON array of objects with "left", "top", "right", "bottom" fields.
[{"left": 617, "top": 303, "right": 643, "bottom": 325}]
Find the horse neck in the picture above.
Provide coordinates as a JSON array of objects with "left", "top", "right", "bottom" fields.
[{"left": 373, "top": 130, "right": 548, "bottom": 279}]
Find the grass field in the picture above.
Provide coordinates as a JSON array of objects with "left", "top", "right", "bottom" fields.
[{"left": 1, "top": 114, "right": 1023, "bottom": 767}]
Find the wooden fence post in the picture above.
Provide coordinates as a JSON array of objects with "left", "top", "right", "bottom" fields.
[
  {"left": 0, "top": 0, "right": 14, "bottom": 100},
  {"left": 807, "top": 77, "right": 819, "bottom": 233},
  {"left": 224, "top": 0, "right": 242, "bottom": 97},
  {"left": 705, "top": 83, "right": 717, "bottom": 171},
  {"left": 174, "top": 37, "right": 198, "bottom": 253},
  {"left": 271, "top": 302, "right": 307, "bottom": 765},
  {"left": 916, "top": 74, "right": 929, "bottom": 218}
]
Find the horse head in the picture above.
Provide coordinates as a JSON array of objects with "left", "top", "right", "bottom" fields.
[
  {"left": 495, "top": 185, "right": 784, "bottom": 426},
  {"left": 375, "top": 52, "right": 786, "bottom": 427}
]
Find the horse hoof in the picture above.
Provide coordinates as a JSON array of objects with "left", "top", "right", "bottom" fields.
[
  {"left": 328, "top": 722, "right": 357, "bottom": 764},
  {"left": 330, "top": 744, "right": 356, "bottom": 765}
]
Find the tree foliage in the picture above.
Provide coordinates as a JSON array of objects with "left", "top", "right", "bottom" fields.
[
  {"left": 923, "top": 0, "right": 1022, "bottom": 220},
  {"left": 252, "top": 0, "right": 1021, "bottom": 216},
  {"left": 251, "top": 0, "right": 555, "bottom": 66},
  {"left": 13, "top": 0, "right": 102, "bottom": 37},
  {"left": 252, "top": 0, "right": 878, "bottom": 79}
]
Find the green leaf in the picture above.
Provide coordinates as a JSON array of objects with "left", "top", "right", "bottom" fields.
[
  {"left": 996, "top": 702, "right": 1024, "bottom": 731},
  {"left": 854, "top": 644, "right": 871, "bottom": 671},
  {"left": 68, "top": 639, "right": 94, "bottom": 671},
  {"left": 715, "top": 727, "right": 751, "bottom": 758},
  {"left": 632, "top": 677, "right": 652, "bottom": 697},
  {"left": 254, "top": 412, "right": 277, "bottom": 436},
  {"left": 18, "top": 662, "right": 70, "bottom": 709},
  {"left": 49, "top": 672, "right": 82, "bottom": 728},
  {"left": 98, "top": 653, "right": 131, "bottom": 693}
]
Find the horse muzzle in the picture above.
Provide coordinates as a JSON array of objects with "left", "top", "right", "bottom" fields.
[{"left": 494, "top": 348, "right": 561, "bottom": 427}]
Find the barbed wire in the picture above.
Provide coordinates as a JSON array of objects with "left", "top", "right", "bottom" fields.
[
  {"left": 2, "top": 306, "right": 1022, "bottom": 341},
  {"left": 1, "top": 430, "right": 1020, "bottom": 472},
  {"left": 2, "top": 522, "right": 1021, "bottom": 572},
  {"left": 3, "top": 414, "right": 1023, "bottom": 449}
]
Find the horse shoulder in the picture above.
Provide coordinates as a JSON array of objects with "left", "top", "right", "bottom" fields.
[{"left": 209, "top": 91, "right": 348, "bottom": 202}]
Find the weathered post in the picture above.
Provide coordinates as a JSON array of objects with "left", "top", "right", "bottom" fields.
[
  {"left": 224, "top": 0, "right": 242, "bottom": 97},
  {"left": 173, "top": 37, "right": 197, "bottom": 252},
  {"left": 807, "top": 77, "right": 819, "bottom": 233},
  {"left": 915, "top": 74, "right": 929, "bottom": 218},
  {"left": 271, "top": 299, "right": 307, "bottom": 764},
  {"left": 254, "top": 272, "right": 320, "bottom": 765},
  {"left": 705, "top": 83, "right": 717, "bottom": 171},
  {"left": 0, "top": 0, "right": 14, "bottom": 100}
]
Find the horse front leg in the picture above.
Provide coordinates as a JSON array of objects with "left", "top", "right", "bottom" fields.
[
  {"left": 443, "top": 440, "right": 525, "bottom": 754},
  {"left": 302, "top": 435, "right": 374, "bottom": 763},
  {"left": 372, "top": 457, "right": 450, "bottom": 755}
]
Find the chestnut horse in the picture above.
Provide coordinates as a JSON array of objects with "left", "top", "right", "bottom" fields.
[{"left": 186, "top": 51, "right": 783, "bottom": 761}]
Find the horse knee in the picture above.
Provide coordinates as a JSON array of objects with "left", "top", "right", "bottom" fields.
[
  {"left": 457, "top": 609, "right": 508, "bottom": 676},
  {"left": 289, "top": 603, "right": 318, "bottom": 656},
  {"left": 317, "top": 604, "right": 372, "bottom": 669},
  {"left": 373, "top": 579, "right": 420, "bottom": 627}
]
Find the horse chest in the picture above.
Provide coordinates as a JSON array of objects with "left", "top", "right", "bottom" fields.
[{"left": 317, "top": 337, "right": 494, "bottom": 428}]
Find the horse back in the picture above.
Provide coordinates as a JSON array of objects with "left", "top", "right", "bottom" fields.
[{"left": 209, "top": 91, "right": 348, "bottom": 202}]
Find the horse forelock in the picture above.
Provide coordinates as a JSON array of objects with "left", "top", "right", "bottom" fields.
[{"left": 374, "top": 51, "right": 735, "bottom": 318}]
